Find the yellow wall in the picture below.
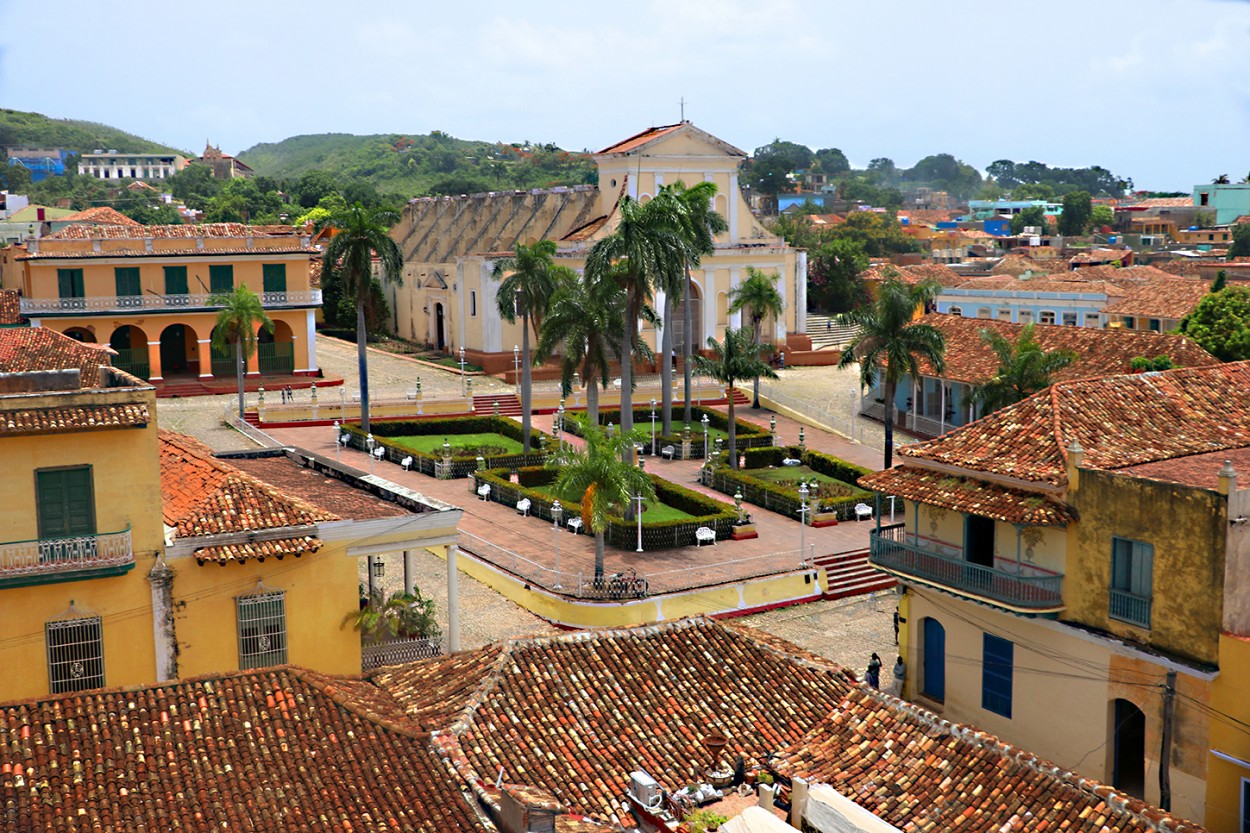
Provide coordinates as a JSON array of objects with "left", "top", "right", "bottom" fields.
[
  {"left": 0, "top": 388, "right": 165, "bottom": 701},
  {"left": 170, "top": 543, "right": 361, "bottom": 679},
  {"left": 1206, "top": 633, "right": 1250, "bottom": 833},
  {"left": 908, "top": 503, "right": 1067, "bottom": 576}
]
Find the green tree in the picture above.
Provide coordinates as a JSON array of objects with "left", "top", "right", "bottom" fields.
[
  {"left": 1211, "top": 270, "right": 1227, "bottom": 292},
  {"left": 344, "top": 588, "right": 441, "bottom": 644},
  {"left": 813, "top": 147, "right": 850, "bottom": 176},
  {"left": 1229, "top": 224, "right": 1250, "bottom": 258},
  {"left": 167, "top": 163, "right": 221, "bottom": 208},
  {"left": 827, "top": 211, "right": 919, "bottom": 257},
  {"left": 693, "top": 328, "right": 778, "bottom": 470},
  {"left": 1090, "top": 204, "right": 1115, "bottom": 230},
  {"left": 969, "top": 324, "right": 1078, "bottom": 415},
  {"left": 838, "top": 278, "right": 946, "bottom": 468},
  {"left": 322, "top": 203, "right": 404, "bottom": 432},
  {"left": 210, "top": 285, "right": 273, "bottom": 419},
  {"left": 1010, "top": 205, "right": 1049, "bottom": 236},
  {"left": 728, "top": 267, "right": 785, "bottom": 408},
  {"left": 296, "top": 170, "right": 341, "bottom": 208},
  {"left": 1213, "top": 174, "right": 1231, "bottom": 185},
  {"left": 808, "top": 238, "right": 870, "bottom": 313},
  {"left": 1058, "top": 191, "right": 1092, "bottom": 236},
  {"left": 550, "top": 423, "right": 655, "bottom": 581},
  {"left": 493, "top": 239, "right": 572, "bottom": 451},
  {"left": 1179, "top": 286, "right": 1250, "bottom": 361},
  {"left": 534, "top": 269, "right": 626, "bottom": 424}
]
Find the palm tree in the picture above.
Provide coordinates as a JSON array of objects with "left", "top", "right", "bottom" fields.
[
  {"left": 838, "top": 278, "right": 946, "bottom": 469},
  {"left": 585, "top": 195, "right": 682, "bottom": 439},
  {"left": 969, "top": 323, "right": 1077, "bottom": 415},
  {"left": 672, "top": 182, "right": 728, "bottom": 426},
  {"left": 492, "top": 239, "right": 572, "bottom": 451},
  {"left": 693, "top": 328, "right": 777, "bottom": 470},
  {"left": 211, "top": 285, "right": 272, "bottom": 419},
  {"left": 1213, "top": 174, "right": 1231, "bottom": 185},
  {"left": 322, "top": 203, "right": 403, "bottom": 433},
  {"left": 534, "top": 270, "right": 624, "bottom": 424},
  {"left": 728, "top": 267, "right": 785, "bottom": 408},
  {"left": 550, "top": 423, "right": 655, "bottom": 582}
]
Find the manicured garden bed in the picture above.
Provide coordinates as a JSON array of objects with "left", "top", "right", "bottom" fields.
[
  {"left": 563, "top": 406, "right": 772, "bottom": 459},
  {"left": 701, "top": 445, "right": 875, "bottom": 523},
  {"left": 341, "top": 416, "right": 546, "bottom": 477},
  {"left": 473, "top": 466, "right": 736, "bottom": 550}
]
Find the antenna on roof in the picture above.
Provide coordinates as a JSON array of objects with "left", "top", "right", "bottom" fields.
[{"left": 680, "top": 96, "right": 686, "bottom": 122}]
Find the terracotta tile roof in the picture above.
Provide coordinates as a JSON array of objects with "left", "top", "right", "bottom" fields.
[
  {"left": 896, "top": 209, "right": 956, "bottom": 227},
  {"left": 953, "top": 275, "right": 1130, "bottom": 296},
  {"left": 990, "top": 253, "right": 1068, "bottom": 277},
  {"left": 0, "top": 326, "right": 115, "bottom": 385},
  {"left": 0, "top": 290, "right": 23, "bottom": 325},
  {"left": 227, "top": 456, "right": 410, "bottom": 521},
  {"left": 805, "top": 213, "right": 846, "bottom": 226},
  {"left": 1120, "top": 445, "right": 1250, "bottom": 489},
  {"left": 899, "top": 362, "right": 1250, "bottom": 487},
  {"left": 773, "top": 689, "right": 1201, "bottom": 833},
  {"left": 57, "top": 206, "right": 142, "bottom": 226},
  {"left": 376, "top": 618, "right": 1199, "bottom": 833},
  {"left": 1070, "top": 247, "right": 1132, "bottom": 265},
  {"left": 1159, "top": 259, "right": 1207, "bottom": 276},
  {"left": 0, "top": 666, "right": 486, "bottom": 832},
  {"left": 46, "top": 222, "right": 300, "bottom": 240},
  {"left": 20, "top": 245, "right": 318, "bottom": 261},
  {"left": 1102, "top": 278, "right": 1211, "bottom": 319},
  {"left": 860, "top": 263, "right": 965, "bottom": 288},
  {"left": 597, "top": 123, "right": 684, "bottom": 155},
  {"left": 159, "top": 431, "right": 337, "bottom": 548},
  {"left": 859, "top": 467, "right": 1073, "bottom": 526},
  {"left": 0, "top": 402, "right": 150, "bottom": 436},
  {"left": 908, "top": 313, "right": 1217, "bottom": 384},
  {"left": 1131, "top": 196, "right": 1194, "bottom": 208},
  {"left": 194, "top": 534, "right": 322, "bottom": 564}
]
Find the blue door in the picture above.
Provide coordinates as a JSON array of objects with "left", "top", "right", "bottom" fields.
[{"left": 923, "top": 618, "right": 946, "bottom": 702}]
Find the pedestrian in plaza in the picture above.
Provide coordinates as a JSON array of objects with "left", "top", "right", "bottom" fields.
[
  {"left": 866, "top": 652, "right": 882, "bottom": 689},
  {"left": 286, "top": 385, "right": 294, "bottom": 403},
  {"left": 778, "top": 351, "right": 785, "bottom": 369},
  {"left": 893, "top": 608, "right": 899, "bottom": 645},
  {"left": 892, "top": 656, "right": 906, "bottom": 696}
]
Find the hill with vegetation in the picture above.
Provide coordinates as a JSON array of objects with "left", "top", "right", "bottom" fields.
[
  {"left": 0, "top": 109, "right": 185, "bottom": 155},
  {"left": 237, "top": 131, "right": 596, "bottom": 198}
]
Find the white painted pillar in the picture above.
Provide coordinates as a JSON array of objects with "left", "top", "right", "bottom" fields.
[
  {"left": 455, "top": 261, "right": 467, "bottom": 353},
  {"left": 446, "top": 543, "right": 461, "bottom": 652},
  {"left": 774, "top": 264, "right": 789, "bottom": 343},
  {"left": 703, "top": 269, "right": 716, "bottom": 344},
  {"left": 796, "top": 251, "right": 808, "bottom": 334},
  {"left": 940, "top": 382, "right": 947, "bottom": 435},
  {"left": 403, "top": 550, "right": 415, "bottom": 595},
  {"left": 911, "top": 377, "right": 918, "bottom": 431},
  {"left": 305, "top": 309, "right": 318, "bottom": 372},
  {"left": 481, "top": 259, "right": 502, "bottom": 353},
  {"left": 728, "top": 268, "right": 742, "bottom": 330},
  {"left": 728, "top": 173, "right": 740, "bottom": 244},
  {"left": 147, "top": 558, "right": 177, "bottom": 681},
  {"left": 653, "top": 288, "right": 666, "bottom": 352}
]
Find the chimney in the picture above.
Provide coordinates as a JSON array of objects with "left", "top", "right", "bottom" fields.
[
  {"left": 1065, "top": 438, "right": 1084, "bottom": 491},
  {"left": 1219, "top": 460, "right": 1237, "bottom": 496},
  {"left": 789, "top": 777, "right": 809, "bottom": 829}
]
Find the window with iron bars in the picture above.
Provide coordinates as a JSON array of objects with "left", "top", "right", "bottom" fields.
[
  {"left": 46, "top": 616, "right": 105, "bottom": 694},
  {"left": 236, "top": 590, "right": 287, "bottom": 669}
]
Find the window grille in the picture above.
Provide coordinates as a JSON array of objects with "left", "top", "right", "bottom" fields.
[
  {"left": 236, "top": 590, "right": 287, "bottom": 668},
  {"left": 46, "top": 615, "right": 105, "bottom": 694}
]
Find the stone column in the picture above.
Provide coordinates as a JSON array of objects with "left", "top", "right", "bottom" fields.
[
  {"left": 197, "top": 339, "right": 213, "bottom": 378},
  {"left": 446, "top": 544, "right": 461, "bottom": 652},
  {"left": 796, "top": 251, "right": 808, "bottom": 334},
  {"left": 148, "top": 557, "right": 178, "bottom": 681},
  {"left": 403, "top": 550, "right": 415, "bottom": 595},
  {"left": 147, "top": 340, "right": 163, "bottom": 382}
]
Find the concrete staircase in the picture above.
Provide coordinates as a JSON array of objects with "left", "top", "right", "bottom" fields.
[
  {"left": 814, "top": 548, "right": 897, "bottom": 600},
  {"left": 806, "top": 315, "right": 860, "bottom": 351},
  {"left": 474, "top": 393, "right": 523, "bottom": 416}
]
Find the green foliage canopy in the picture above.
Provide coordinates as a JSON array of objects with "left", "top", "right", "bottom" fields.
[{"left": 1179, "top": 286, "right": 1250, "bottom": 361}]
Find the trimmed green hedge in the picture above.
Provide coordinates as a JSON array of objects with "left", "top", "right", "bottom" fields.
[
  {"left": 341, "top": 416, "right": 548, "bottom": 477},
  {"left": 472, "top": 467, "right": 736, "bottom": 550},
  {"left": 564, "top": 406, "right": 773, "bottom": 459},
  {"left": 704, "top": 446, "right": 875, "bottom": 522}
]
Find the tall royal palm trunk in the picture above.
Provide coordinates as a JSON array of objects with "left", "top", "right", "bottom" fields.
[
  {"left": 585, "top": 369, "right": 600, "bottom": 425},
  {"left": 661, "top": 297, "right": 674, "bottom": 436},
  {"left": 234, "top": 333, "right": 245, "bottom": 419},
  {"left": 727, "top": 383, "right": 739, "bottom": 470},
  {"left": 594, "top": 531, "right": 606, "bottom": 581},
  {"left": 619, "top": 321, "right": 634, "bottom": 437},
  {"left": 683, "top": 261, "right": 694, "bottom": 425},
  {"left": 357, "top": 280, "right": 371, "bottom": 433},
  {"left": 752, "top": 315, "right": 763, "bottom": 409},
  {"left": 521, "top": 311, "right": 533, "bottom": 452},
  {"left": 883, "top": 377, "right": 896, "bottom": 469}
]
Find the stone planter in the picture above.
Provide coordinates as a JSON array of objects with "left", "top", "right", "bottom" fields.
[
  {"left": 731, "top": 524, "right": 758, "bottom": 541},
  {"left": 812, "top": 510, "right": 840, "bottom": 528}
]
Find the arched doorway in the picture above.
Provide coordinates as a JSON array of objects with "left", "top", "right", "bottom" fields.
[
  {"left": 672, "top": 280, "right": 703, "bottom": 354},
  {"left": 258, "top": 320, "right": 295, "bottom": 375},
  {"left": 922, "top": 617, "right": 946, "bottom": 702},
  {"left": 435, "top": 303, "right": 446, "bottom": 351},
  {"left": 109, "top": 325, "right": 149, "bottom": 380},
  {"left": 209, "top": 325, "right": 237, "bottom": 378},
  {"left": 63, "top": 326, "right": 94, "bottom": 343},
  {"left": 1111, "top": 699, "right": 1146, "bottom": 798},
  {"left": 159, "top": 324, "right": 195, "bottom": 378}
]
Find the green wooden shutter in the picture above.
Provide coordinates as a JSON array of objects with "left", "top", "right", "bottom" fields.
[
  {"left": 57, "top": 269, "right": 84, "bottom": 299},
  {"left": 163, "top": 266, "right": 188, "bottom": 295},
  {"left": 114, "top": 267, "right": 141, "bottom": 297},
  {"left": 262, "top": 264, "right": 287, "bottom": 294},
  {"left": 209, "top": 265, "right": 234, "bottom": 294},
  {"left": 36, "top": 468, "right": 95, "bottom": 539}
]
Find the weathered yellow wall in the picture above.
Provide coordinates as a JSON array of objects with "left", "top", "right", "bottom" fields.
[
  {"left": 1206, "top": 633, "right": 1250, "bottom": 833},
  {"left": 0, "top": 389, "right": 164, "bottom": 701},
  {"left": 171, "top": 544, "right": 361, "bottom": 679},
  {"left": 906, "top": 588, "right": 1210, "bottom": 823},
  {"left": 907, "top": 505, "right": 1067, "bottom": 576},
  {"left": 1069, "top": 470, "right": 1225, "bottom": 664}
]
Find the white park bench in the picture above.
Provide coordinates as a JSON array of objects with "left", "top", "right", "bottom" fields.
[
  {"left": 781, "top": 457, "right": 802, "bottom": 467},
  {"left": 695, "top": 527, "right": 716, "bottom": 546},
  {"left": 661, "top": 445, "right": 676, "bottom": 461},
  {"left": 401, "top": 456, "right": 414, "bottom": 471},
  {"left": 372, "top": 445, "right": 386, "bottom": 461},
  {"left": 854, "top": 503, "right": 873, "bottom": 522},
  {"left": 516, "top": 498, "right": 531, "bottom": 517},
  {"left": 566, "top": 517, "right": 584, "bottom": 534},
  {"left": 476, "top": 483, "right": 491, "bottom": 501}
]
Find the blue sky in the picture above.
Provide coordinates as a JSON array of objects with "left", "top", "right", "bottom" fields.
[{"left": 2, "top": 0, "right": 1248, "bottom": 190}]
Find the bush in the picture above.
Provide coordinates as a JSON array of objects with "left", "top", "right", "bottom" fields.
[
  {"left": 704, "top": 446, "right": 875, "bottom": 521},
  {"left": 564, "top": 406, "right": 772, "bottom": 456},
  {"left": 340, "top": 416, "right": 548, "bottom": 476}
]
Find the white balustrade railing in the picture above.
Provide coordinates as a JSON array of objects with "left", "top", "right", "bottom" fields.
[
  {"left": 0, "top": 528, "right": 134, "bottom": 580},
  {"left": 21, "top": 290, "right": 322, "bottom": 315}
]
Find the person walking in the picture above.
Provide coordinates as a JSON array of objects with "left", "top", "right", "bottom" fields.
[
  {"left": 892, "top": 656, "right": 906, "bottom": 697},
  {"left": 866, "top": 652, "right": 882, "bottom": 689}
]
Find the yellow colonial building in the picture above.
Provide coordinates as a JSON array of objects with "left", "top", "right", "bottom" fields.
[
  {"left": 863, "top": 362, "right": 1250, "bottom": 830},
  {"left": 0, "top": 327, "right": 463, "bottom": 702},
  {"left": 388, "top": 122, "right": 809, "bottom": 372},
  {"left": 0, "top": 222, "right": 323, "bottom": 385}
]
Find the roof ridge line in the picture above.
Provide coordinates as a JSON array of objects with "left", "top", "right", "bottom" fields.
[{"left": 288, "top": 667, "right": 429, "bottom": 741}]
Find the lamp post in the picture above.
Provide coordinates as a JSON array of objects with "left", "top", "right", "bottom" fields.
[
  {"left": 459, "top": 346, "right": 467, "bottom": 397},
  {"left": 701, "top": 413, "right": 710, "bottom": 461},
  {"left": 634, "top": 495, "right": 645, "bottom": 553},
  {"left": 551, "top": 501, "right": 563, "bottom": 589},
  {"left": 650, "top": 398, "right": 657, "bottom": 456},
  {"left": 513, "top": 345, "right": 521, "bottom": 395},
  {"left": 798, "top": 481, "right": 810, "bottom": 566},
  {"left": 556, "top": 405, "right": 565, "bottom": 449},
  {"left": 333, "top": 420, "right": 341, "bottom": 462},
  {"left": 366, "top": 433, "right": 376, "bottom": 475}
]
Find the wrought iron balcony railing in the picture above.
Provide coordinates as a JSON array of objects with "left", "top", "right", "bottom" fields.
[
  {"left": 21, "top": 290, "right": 321, "bottom": 315},
  {"left": 0, "top": 528, "right": 134, "bottom": 583}
]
